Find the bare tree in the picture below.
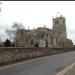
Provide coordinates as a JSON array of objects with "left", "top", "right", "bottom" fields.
[
  {"left": 6, "top": 22, "right": 24, "bottom": 42},
  {"left": 6, "top": 29, "right": 16, "bottom": 41},
  {"left": 12, "top": 22, "right": 24, "bottom": 31}
]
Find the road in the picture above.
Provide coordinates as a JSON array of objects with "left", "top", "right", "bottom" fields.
[{"left": 0, "top": 51, "right": 75, "bottom": 75}]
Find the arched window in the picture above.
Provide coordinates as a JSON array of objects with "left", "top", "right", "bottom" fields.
[
  {"left": 50, "top": 36, "right": 53, "bottom": 45},
  {"left": 55, "top": 20, "right": 59, "bottom": 25},
  {"left": 30, "top": 39, "right": 34, "bottom": 45}
]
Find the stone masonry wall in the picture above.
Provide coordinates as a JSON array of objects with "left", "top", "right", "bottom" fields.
[{"left": 0, "top": 47, "right": 74, "bottom": 66}]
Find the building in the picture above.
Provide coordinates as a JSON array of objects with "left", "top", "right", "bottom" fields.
[{"left": 15, "top": 15, "right": 73, "bottom": 48}]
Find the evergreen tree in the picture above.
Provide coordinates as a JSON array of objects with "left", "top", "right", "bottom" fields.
[{"left": 4, "top": 39, "right": 11, "bottom": 47}]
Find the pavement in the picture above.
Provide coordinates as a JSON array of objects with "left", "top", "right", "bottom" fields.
[
  {"left": 64, "top": 65, "right": 75, "bottom": 75},
  {"left": 0, "top": 51, "right": 75, "bottom": 75}
]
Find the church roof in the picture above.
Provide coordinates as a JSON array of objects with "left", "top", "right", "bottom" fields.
[{"left": 36, "top": 27, "right": 53, "bottom": 31}]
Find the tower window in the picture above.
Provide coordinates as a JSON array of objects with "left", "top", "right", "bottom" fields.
[{"left": 55, "top": 20, "right": 59, "bottom": 25}]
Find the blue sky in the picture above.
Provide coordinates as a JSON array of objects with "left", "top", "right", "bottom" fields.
[{"left": 0, "top": 1, "right": 75, "bottom": 45}]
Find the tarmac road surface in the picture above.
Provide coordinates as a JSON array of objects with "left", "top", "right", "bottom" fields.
[{"left": 0, "top": 51, "right": 75, "bottom": 75}]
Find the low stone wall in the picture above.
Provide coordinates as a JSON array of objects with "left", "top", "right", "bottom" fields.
[{"left": 0, "top": 47, "right": 74, "bottom": 66}]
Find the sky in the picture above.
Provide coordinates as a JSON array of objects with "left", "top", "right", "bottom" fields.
[{"left": 0, "top": 1, "right": 75, "bottom": 44}]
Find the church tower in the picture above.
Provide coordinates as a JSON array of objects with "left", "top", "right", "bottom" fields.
[{"left": 53, "top": 15, "right": 67, "bottom": 40}]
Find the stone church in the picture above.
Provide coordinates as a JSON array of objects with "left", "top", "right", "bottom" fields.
[{"left": 15, "top": 15, "right": 73, "bottom": 48}]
